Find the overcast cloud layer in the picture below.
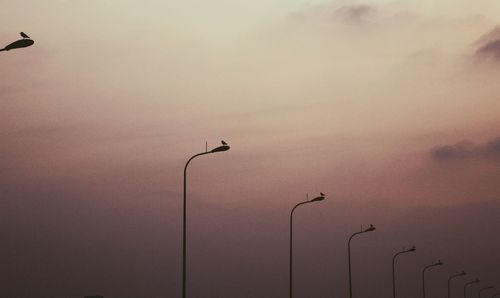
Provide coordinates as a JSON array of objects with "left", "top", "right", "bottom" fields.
[{"left": 1, "top": 1, "right": 500, "bottom": 297}]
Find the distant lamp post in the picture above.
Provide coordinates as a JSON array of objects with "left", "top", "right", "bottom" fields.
[
  {"left": 182, "top": 140, "right": 230, "bottom": 298},
  {"left": 348, "top": 224, "right": 376, "bottom": 298},
  {"left": 422, "top": 260, "right": 443, "bottom": 298},
  {"left": 478, "top": 286, "right": 494, "bottom": 298},
  {"left": 464, "top": 279, "right": 480, "bottom": 298},
  {"left": 392, "top": 246, "right": 416, "bottom": 298},
  {"left": 289, "top": 193, "right": 326, "bottom": 298},
  {"left": 0, "top": 32, "right": 34, "bottom": 52},
  {"left": 448, "top": 271, "right": 466, "bottom": 298}
]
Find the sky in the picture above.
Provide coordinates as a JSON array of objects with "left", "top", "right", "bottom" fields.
[{"left": 1, "top": 0, "right": 500, "bottom": 297}]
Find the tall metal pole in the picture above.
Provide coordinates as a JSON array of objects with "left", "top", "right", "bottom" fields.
[
  {"left": 348, "top": 225, "right": 375, "bottom": 298},
  {"left": 448, "top": 271, "right": 466, "bottom": 298},
  {"left": 478, "top": 286, "right": 494, "bottom": 298},
  {"left": 183, "top": 152, "right": 209, "bottom": 298},
  {"left": 392, "top": 246, "right": 416, "bottom": 298},
  {"left": 182, "top": 141, "right": 229, "bottom": 298},
  {"left": 290, "top": 201, "right": 306, "bottom": 298},
  {"left": 347, "top": 233, "right": 356, "bottom": 298},
  {"left": 422, "top": 261, "right": 443, "bottom": 298},
  {"left": 392, "top": 253, "right": 397, "bottom": 298},
  {"left": 289, "top": 194, "right": 325, "bottom": 298},
  {"left": 463, "top": 279, "right": 480, "bottom": 298}
]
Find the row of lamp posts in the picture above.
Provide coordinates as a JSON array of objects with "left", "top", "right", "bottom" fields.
[
  {"left": 6, "top": 36, "right": 498, "bottom": 298},
  {"left": 4, "top": 36, "right": 498, "bottom": 298},
  {"left": 182, "top": 142, "right": 497, "bottom": 298}
]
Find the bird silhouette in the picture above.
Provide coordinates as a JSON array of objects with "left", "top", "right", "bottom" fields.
[
  {"left": 20, "top": 32, "right": 30, "bottom": 39},
  {"left": 221, "top": 140, "right": 228, "bottom": 146}
]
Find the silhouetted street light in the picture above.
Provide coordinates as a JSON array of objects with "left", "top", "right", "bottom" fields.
[
  {"left": 182, "top": 141, "right": 230, "bottom": 298},
  {"left": 289, "top": 193, "right": 325, "bottom": 298},
  {"left": 478, "top": 286, "right": 494, "bottom": 298},
  {"left": 1, "top": 32, "right": 34, "bottom": 52},
  {"left": 392, "top": 246, "right": 416, "bottom": 298},
  {"left": 422, "top": 260, "right": 443, "bottom": 298},
  {"left": 448, "top": 271, "right": 466, "bottom": 298},
  {"left": 464, "top": 279, "right": 480, "bottom": 298},
  {"left": 348, "top": 224, "right": 376, "bottom": 298}
]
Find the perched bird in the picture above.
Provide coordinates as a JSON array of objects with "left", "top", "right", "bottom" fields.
[
  {"left": 221, "top": 140, "right": 228, "bottom": 146},
  {"left": 320, "top": 192, "right": 326, "bottom": 197},
  {"left": 20, "top": 32, "right": 30, "bottom": 39}
]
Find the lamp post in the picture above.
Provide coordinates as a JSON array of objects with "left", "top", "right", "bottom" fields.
[
  {"left": 392, "top": 246, "right": 416, "bottom": 298},
  {"left": 182, "top": 141, "right": 230, "bottom": 298},
  {"left": 289, "top": 193, "right": 325, "bottom": 298},
  {"left": 1, "top": 32, "right": 34, "bottom": 52},
  {"left": 478, "top": 286, "right": 494, "bottom": 298},
  {"left": 422, "top": 260, "right": 443, "bottom": 298},
  {"left": 448, "top": 271, "right": 466, "bottom": 298},
  {"left": 348, "top": 224, "right": 376, "bottom": 298},
  {"left": 464, "top": 279, "right": 480, "bottom": 298}
]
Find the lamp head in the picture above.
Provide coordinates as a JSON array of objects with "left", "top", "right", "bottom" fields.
[
  {"left": 436, "top": 260, "right": 443, "bottom": 266},
  {"left": 408, "top": 245, "right": 416, "bottom": 252},
  {"left": 4, "top": 38, "right": 35, "bottom": 51},
  {"left": 310, "top": 193, "right": 325, "bottom": 202},
  {"left": 460, "top": 271, "right": 467, "bottom": 276},
  {"left": 365, "top": 224, "right": 376, "bottom": 232},
  {"left": 211, "top": 140, "right": 230, "bottom": 153}
]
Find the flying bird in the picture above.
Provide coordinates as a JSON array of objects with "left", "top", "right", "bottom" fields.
[
  {"left": 221, "top": 140, "right": 228, "bottom": 146},
  {"left": 20, "top": 32, "right": 30, "bottom": 39}
]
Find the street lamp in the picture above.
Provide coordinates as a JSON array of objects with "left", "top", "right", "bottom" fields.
[
  {"left": 289, "top": 193, "right": 326, "bottom": 298},
  {"left": 348, "top": 224, "right": 376, "bottom": 298},
  {"left": 422, "top": 260, "right": 443, "bottom": 298},
  {"left": 182, "top": 141, "right": 230, "bottom": 298},
  {"left": 478, "top": 286, "right": 494, "bottom": 298},
  {"left": 448, "top": 271, "right": 466, "bottom": 298},
  {"left": 392, "top": 246, "right": 416, "bottom": 298},
  {"left": 1, "top": 32, "right": 34, "bottom": 52},
  {"left": 464, "top": 279, "right": 480, "bottom": 298}
]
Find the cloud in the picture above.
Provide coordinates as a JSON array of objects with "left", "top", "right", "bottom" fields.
[
  {"left": 334, "top": 4, "right": 376, "bottom": 23},
  {"left": 431, "top": 137, "right": 500, "bottom": 161},
  {"left": 485, "top": 136, "right": 500, "bottom": 154},
  {"left": 477, "top": 38, "right": 500, "bottom": 59},
  {"left": 430, "top": 140, "right": 475, "bottom": 160},
  {"left": 475, "top": 26, "right": 500, "bottom": 59},
  {"left": 289, "top": 2, "right": 379, "bottom": 25},
  {"left": 475, "top": 25, "right": 500, "bottom": 44}
]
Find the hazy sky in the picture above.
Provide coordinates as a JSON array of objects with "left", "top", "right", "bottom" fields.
[{"left": 2, "top": 1, "right": 500, "bottom": 297}]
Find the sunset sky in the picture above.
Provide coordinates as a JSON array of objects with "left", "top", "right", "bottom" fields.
[{"left": 2, "top": 1, "right": 500, "bottom": 297}]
